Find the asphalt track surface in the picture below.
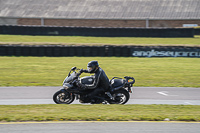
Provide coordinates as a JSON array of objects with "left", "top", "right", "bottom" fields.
[
  {"left": 1, "top": 121, "right": 200, "bottom": 133},
  {"left": 0, "top": 87, "right": 200, "bottom": 105}
]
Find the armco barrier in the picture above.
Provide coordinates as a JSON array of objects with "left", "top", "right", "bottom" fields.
[
  {"left": 0, "top": 25, "right": 194, "bottom": 37},
  {"left": 0, "top": 45, "right": 200, "bottom": 57}
]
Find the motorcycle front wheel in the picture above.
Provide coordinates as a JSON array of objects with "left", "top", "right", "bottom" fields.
[
  {"left": 109, "top": 89, "right": 130, "bottom": 104},
  {"left": 53, "top": 90, "right": 75, "bottom": 104}
]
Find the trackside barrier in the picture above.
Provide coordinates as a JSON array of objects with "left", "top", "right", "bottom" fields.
[
  {"left": 0, "top": 25, "right": 195, "bottom": 37},
  {"left": 195, "top": 28, "right": 200, "bottom": 35},
  {"left": 0, "top": 45, "right": 200, "bottom": 57}
]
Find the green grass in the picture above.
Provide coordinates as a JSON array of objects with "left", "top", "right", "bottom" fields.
[
  {"left": 0, "top": 35, "right": 200, "bottom": 46},
  {"left": 0, "top": 104, "right": 199, "bottom": 122},
  {"left": 0, "top": 57, "right": 200, "bottom": 87}
]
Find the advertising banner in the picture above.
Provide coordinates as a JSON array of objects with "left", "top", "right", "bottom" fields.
[{"left": 132, "top": 47, "right": 200, "bottom": 57}]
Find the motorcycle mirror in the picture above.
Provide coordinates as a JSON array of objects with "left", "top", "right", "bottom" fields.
[{"left": 71, "top": 67, "right": 77, "bottom": 71}]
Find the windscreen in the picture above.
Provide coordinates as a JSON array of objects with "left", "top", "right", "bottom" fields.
[{"left": 63, "top": 72, "right": 76, "bottom": 83}]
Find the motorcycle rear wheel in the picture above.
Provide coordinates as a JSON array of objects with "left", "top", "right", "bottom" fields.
[
  {"left": 53, "top": 90, "right": 75, "bottom": 104},
  {"left": 109, "top": 89, "right": 130, "bottom": 104}
]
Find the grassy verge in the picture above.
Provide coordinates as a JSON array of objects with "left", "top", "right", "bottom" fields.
[
  {"left": 0, "top": 35, "right": 200, "bottom": 46},
  {"left": 0, "top": 57, "right": 200, "bottom": 87},
  {"left": 0, "top": 104, "right": 199, "bottom": 122}
]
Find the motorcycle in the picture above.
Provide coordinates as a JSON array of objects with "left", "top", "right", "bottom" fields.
[{"left": 53, "top": 67, "right": 135, "bottom": 104}]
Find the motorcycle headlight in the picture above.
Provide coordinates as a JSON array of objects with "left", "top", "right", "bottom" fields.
[{"left": 63, "top": 83, "right": 72, "bottom": 90}]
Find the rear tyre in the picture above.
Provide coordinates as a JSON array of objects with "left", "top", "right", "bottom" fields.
[
  {"left": 53, "top": 90, "right": 75, "bottom": 104},
  {"left": 109, "top": 89, "right": 130, "bottom": 104}
]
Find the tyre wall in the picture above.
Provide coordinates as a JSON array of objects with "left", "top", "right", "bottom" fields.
[{"left": 0, "top": 45, "right": 200, "bottom": 57}]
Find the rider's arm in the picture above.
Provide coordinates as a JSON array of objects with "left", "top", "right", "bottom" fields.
[
  {"left": 85, "top": 70, "right": 102, "bottom": 89},
  {"left": 81, "top": 69, "right": 90, "bottom": 73}
]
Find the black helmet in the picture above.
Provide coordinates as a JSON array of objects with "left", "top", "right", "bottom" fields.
[{"left": 87, "top": 61, "right": 99, "bottom": 73}]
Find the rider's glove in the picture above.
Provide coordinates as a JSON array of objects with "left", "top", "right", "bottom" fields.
[{"left": 80, "top": 68, "right": 84, "bottom": 73}]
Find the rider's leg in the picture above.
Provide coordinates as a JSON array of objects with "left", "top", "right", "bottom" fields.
[{"left": 87, "top": 87, "right": 105, "bottom": 103}]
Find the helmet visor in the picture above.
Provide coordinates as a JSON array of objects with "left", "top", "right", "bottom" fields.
[{"left": 87, "top": 66, "right": 93, "bottom": 72}]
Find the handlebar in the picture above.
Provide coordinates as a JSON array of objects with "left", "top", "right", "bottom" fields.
[
  {"left": 76, "top": 69, "right": 88, "bottom": 77},
  {"left": 124, "top": 76, "right": 135, "bottom": 84}
]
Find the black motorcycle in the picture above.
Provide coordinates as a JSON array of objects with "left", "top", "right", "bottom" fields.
[{"left": 53, "top": 67, "right": 135, "bottom": 104}]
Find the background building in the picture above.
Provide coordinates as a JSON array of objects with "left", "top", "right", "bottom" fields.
[{"left": 0, "top": 0, "right": 200, "bottom": 28}]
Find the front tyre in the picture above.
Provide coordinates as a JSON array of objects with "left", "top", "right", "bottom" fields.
[
  {"left": 110, "top": 89, "right": 130, "bottom": 104},
  {"left": 53, "top": 90, "right": 75, "bottom": 104}
]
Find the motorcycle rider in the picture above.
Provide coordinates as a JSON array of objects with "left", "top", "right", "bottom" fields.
[{"left": 76, "top": 61, "right": 110, "bottom": 103}]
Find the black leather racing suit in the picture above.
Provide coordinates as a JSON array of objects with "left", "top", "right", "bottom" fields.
[{"left": 81, "top": 67, "right": 110, "bottom": 101}]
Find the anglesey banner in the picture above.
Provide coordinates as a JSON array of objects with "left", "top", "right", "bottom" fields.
[{"left": 132, "top": 48, "right": 200, "bottom": 57}]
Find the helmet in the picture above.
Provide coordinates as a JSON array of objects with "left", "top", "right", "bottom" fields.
[{"left": 87, "top": 61, "right": 99, "bottom": 73}]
